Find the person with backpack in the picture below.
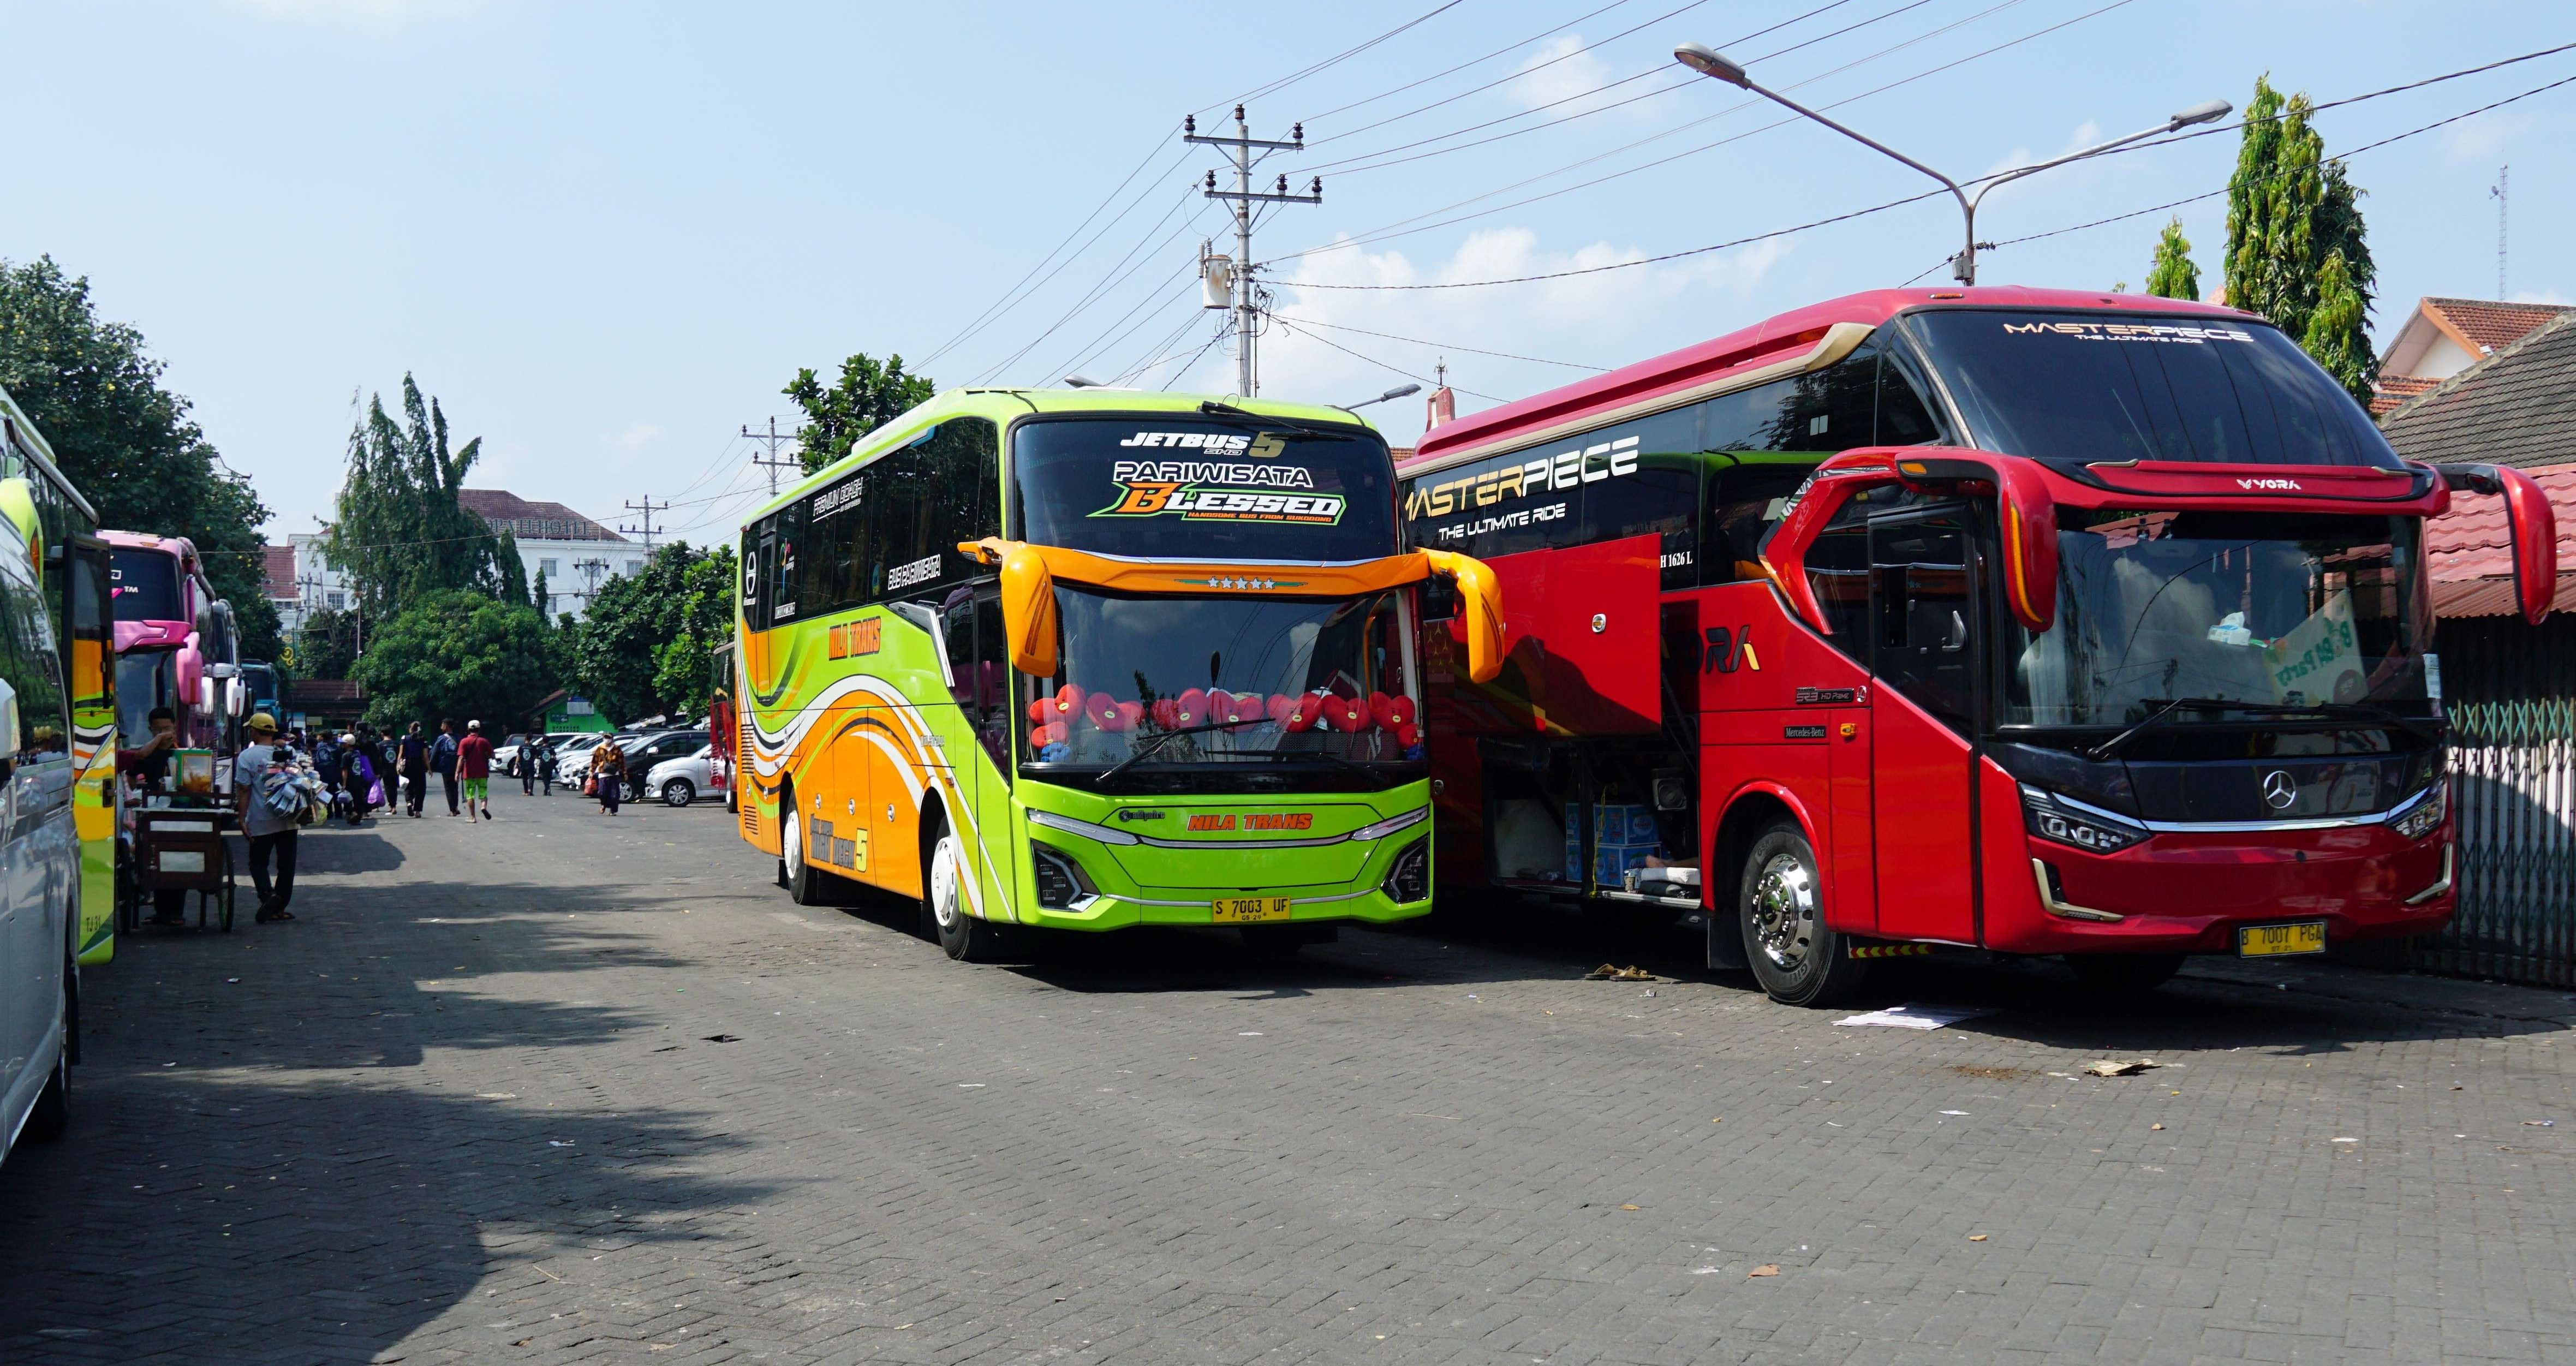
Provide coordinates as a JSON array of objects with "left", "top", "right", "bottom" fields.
[
  {"left": 398, "top": 721, "right": 431, "bottom": 818},
  {"left": 591, "top": 740, "right": 627, "bottom": 815},
  {"left": 432, "top": 718, "right": 461, "bottom": 816},
  {"left": 231, "top": 713, "right": 303, "bottom": 923}
]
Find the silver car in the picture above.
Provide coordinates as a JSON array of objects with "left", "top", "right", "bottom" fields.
[{"left": 646, "top": 744, "right": 715, "bottom": 807}]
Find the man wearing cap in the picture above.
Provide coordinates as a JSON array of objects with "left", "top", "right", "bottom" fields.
[
  {"left": 232, "top": 713, "right": 300, "bottom": 923},
  {"left": 457, "top": 719, "right": 495, "bottom": 822}
]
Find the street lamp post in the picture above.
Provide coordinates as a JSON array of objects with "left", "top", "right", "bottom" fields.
[{"left": 1672, "top": 42, "right": 2228, "bottom": 285}]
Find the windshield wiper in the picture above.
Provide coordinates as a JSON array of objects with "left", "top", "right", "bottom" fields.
[
  {"left": 1195, "top": 401, "right": 1364, "bottom": 439},
  {"left": 2084, "top": 696, "right": 2433, "bottom": 762},
  {"left": 1095, "top": 717, "right": 1271, "bottom": 786}
]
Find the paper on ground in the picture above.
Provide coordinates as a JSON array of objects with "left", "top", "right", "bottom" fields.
[{"left": 1833, "top": 1003, "right": 1998, "bottom": 1030}]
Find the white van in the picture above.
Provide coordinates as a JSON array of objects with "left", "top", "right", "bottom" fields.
[{"left": 0, "top": 504, "right": 79, "bottom": 1167}]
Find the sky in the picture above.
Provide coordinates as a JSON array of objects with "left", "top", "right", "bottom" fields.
[{"left": 4, "top": 0, "right": 2569, "bottom": 550}]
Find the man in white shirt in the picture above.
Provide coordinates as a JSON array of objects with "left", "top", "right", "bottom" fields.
[{"left": 232, "top": 713, "right": 300, "bottom": 923}]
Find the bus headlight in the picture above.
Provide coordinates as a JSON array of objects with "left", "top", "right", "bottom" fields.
[
  {"left": 1381, "top": 838, "right": 1430, "bottom": 904},
  {"left": 2389, "top": 783, "right": 2447, "bottom": 842},
  {"left": 1030, "top": 842, "right": 1098, "bottom": 910},
  {"left": 2020, "top": 785, "right": 2146, "bottom": 854}
]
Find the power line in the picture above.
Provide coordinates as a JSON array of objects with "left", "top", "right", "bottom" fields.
[
  {"left": 980, "top": 192, "right": 1214, "bottom": 385},
  {"left": 1268, "top": 316, "right": 1512, "bottom": 403},
  {"left": 1276, "top": 315, "right": 1609, "bottom": 370},
  {"left": 1303, "top": 1, "right": 1645, "bottom": 125},
  {"left": 1262, "top": 0, "right": 2056, "bottom": 269},
  {"left": 1202, "top": 1, "right": 1472, "bottom": 116}
]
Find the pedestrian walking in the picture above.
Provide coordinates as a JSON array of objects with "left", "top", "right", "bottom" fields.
[
  {"left": 399, "top": 721, "right": 431, "bottom": 818},
  {"left": 232, "top": 713, "right": 300, "bottom": 922},
  {"left": 433, "top": 718, "right": 461, "bottom": 816},
  {"left": 458, "top": 720, "right": 494, "bottom": 821},
  {"left": 592, "top": 741, "right": 626, "bottom": 815},
  {"left": 521, "top": 734, "right": 552, "bottom": 796}
]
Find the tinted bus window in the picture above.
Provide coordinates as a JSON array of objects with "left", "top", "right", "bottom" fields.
[
  {"left": 770, "top": 502, "right": 806, "bottom": 623},
  {"left": 0, "top": 556, "right": 67, "bottom": 760},
  {"left": 867, "top": 419, "right": 998, "bottom": 600},
  {"left": 1904, "top": 309, "right": 2400, "bottom": 468},
  {"left": 110, "top": 548, "right": 182, "bottom": 621},
  {"left": 1016, "top": 417, "right": 1394, "bottom": 562},
  {"left": 1566, "top": 408, "right": 1702, "bottom": 589}
]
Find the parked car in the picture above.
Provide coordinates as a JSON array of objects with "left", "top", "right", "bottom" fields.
[
  {"left": 646, "top": 744, "right": 715, "bottom": 807},
  {"left": 499, "top": 730, "right": 588, "bottom": 779},
  {"left": 616, "top": 730, "right": 709, "bottom": 800},
  {"left": 0, "top": 510, "right": 79, "bottom": 1169},
  {"left": 548, "top": 732, "right": 614, "bottom": 783}
]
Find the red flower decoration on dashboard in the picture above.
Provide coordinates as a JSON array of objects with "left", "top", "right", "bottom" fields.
[
  {"left": 1281, "top": 693, "right": 1324, "bottom": 732},
  {"left": 1393, "top": 720, "right": 1421, "bottom": 749},
  {"left": 1028, "top": 722, "right": 1070, "bottom": 749},
  {"left": 1324, "top": 695, "right": 1370, "bottom": 732},
  {"left": 1083, "top": 692, "right": 1128, "bottom": 731},
  {"left": 1051, "top": 684, "right": 1084, "bottom": 718},
  {"left": 1173, "top": 688, "right": 1208, "bottom": 727},
  {"left": 1149, "top": 698, "right": 1179, "bottom": 730},
  {"left": 1375, "top": 694, "right": 1417, "bottom": 731},
  {"left": 1207, "top": 689, "right": 1238, "bottom": 724}
]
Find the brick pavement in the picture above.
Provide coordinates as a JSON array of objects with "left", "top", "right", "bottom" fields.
[{"left": 1, "top": 788, "right": 2569, "bottom": 1365}]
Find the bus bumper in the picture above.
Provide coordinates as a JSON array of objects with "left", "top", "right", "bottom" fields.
[
  {"left": 1007, "top": 783, "right": 1435, "bottom": 932},
  {"left": 1993, "top": 819, "right": 2456, "bottom": 956}
]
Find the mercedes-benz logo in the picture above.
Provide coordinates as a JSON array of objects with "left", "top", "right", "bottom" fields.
[{"left": 2261, "top": 770, "right": 2298, "bottom": 810}]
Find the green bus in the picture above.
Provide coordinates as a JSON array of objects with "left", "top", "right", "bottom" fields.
[{"left": 734, "top": 388, "right": 1501, "bottom": 959}]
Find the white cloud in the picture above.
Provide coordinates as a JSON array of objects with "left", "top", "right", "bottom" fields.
[
  {"left": 1158, "top": 226, "right": 1790, "bottom": 442},
  {"left": 2509, "top": 289, "right": 2572, "bottom": 306},
  {"left": 2440, "top": 112, "right": 2534, "bottom": 163},
  {"left": 1507, "top": 35, "right": 1632, "bottom": 118},
  {"left": 603, "top": 422, "right": 664, "bottom": 462}
]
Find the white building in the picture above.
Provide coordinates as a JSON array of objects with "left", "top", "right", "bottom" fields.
[{"left": 283, "top": 488, "right": 643, "bottom": 630}]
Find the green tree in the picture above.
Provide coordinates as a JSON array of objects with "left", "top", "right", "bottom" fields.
[
  {"left": 2225, "top": 76, "right": 2377, "bottom": 404},
  {"left": 352, "top": 589, "right": 556, "bottom": 731},
  {"left": 296, "top": 606, "right": 361, "bottom": 681},
  {"left": 651, "top": 546, "right": 739, "bottom": 716},
  {"left": 493, "top": 529, "right": 530, "bottom": 609},
  {"left": 2145, "top": 217, "right": 2201, "bottom": 300},
  {"left": 530, "top": 566, "right": 551, "bottom": 619},
  {"left": 570, "top": 542, "right": 725, "bottom": 721},
  {"left": 0, "top": 257, "right": 281, "bottom": 657},
  {"left": 325, "top": 375, "right": 500, "bottom": 619},
  {"left": 783, "top": 352, "right": 935, "bottom": 474}
]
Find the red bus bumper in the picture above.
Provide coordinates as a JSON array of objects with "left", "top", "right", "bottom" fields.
[{"left": 1991, "top": 819, "right": 2455, "bottom": 956}]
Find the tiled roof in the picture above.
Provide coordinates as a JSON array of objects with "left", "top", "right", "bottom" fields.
[
  {"left": 2424, "top": 459, "right": 2576, "bottom": 617},
  {"left": 2381, "top": 311, "right": 2576, "bottom": 472},
  {"left": 457, "top": 489, "right": 625, "bottom": 543},
  {"left": 2368, "top": 374, "right": 2437, "bottom": 416},
  {"left": 2424, "top": 297, "right": 2572, "bottom": 355},
  {"left": 259, "top": 545, "right": 297, "bottom": 600}
]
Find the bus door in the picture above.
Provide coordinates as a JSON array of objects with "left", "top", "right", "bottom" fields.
[{"left": 1866, "top": 506, "right": 1979, "bottom": 944}]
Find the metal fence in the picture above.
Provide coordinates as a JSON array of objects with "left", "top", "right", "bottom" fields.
[{"left": 2385, "top": 617, "right": 2576, "bottom": 987}]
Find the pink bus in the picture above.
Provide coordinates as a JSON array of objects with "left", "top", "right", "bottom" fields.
[{"left": 103, "top": 531, "right": 239, "bottom": 755}]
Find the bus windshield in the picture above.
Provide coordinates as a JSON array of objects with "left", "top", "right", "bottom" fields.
[
  {"left": 1011, "top": 416, "right": 1397, "bottom": 562},
  {"left": 2004, "top": 511, "right": 2430, "bottom": 728},
  {"left": 1905, "top": 308, "right": 2402, "bottom": 469},
  {"left": 116, "top": 649, "right": 178, "bottom": 742},
  {"left": 1021, "top": 587, "right": 1421, "bottom": 773},
  {"left": 111, "top": 548, "right": 184, "bottom": 622}
]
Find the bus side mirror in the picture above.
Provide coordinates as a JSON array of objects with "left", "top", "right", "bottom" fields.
[
  {"left": 1891, "top": 453, "right": 2059, "bottom": 634},
  {"left": 2436, "top": 463, "right": 2557, "bottom": 624},
  {"left": 1422, "top": 550, "right": 1504, "bottom": 684},
  {"left": 998, "top": 544, "right": 1060, "bottom": 677},
  {"left": 177, "top": 642, "right": 205, "bottom": 708}
]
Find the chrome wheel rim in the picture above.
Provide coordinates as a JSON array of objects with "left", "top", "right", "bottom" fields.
[
  {"left": 931, "top": 836, "right": 964, "bottom": 931},
  {"left": 1749, "top": 852, "right": 1818, "bottom": 973}
]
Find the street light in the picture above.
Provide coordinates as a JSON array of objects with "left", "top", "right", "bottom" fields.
[
  {"left": 1673, "top": 41, "right": 2228, "bottom": 285},
  {"left": 1343, "top": 383, "right": 1422, "bottom": 411}
]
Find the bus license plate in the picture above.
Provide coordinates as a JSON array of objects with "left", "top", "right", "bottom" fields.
[
  {"left": 1213, "top": 896, "right": 1293, "bottom": 924},
  {"left": 2238, "top": 921, "right": 2327, "bottom": 957}
]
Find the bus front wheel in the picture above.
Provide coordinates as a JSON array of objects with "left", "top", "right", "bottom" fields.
[
  {"left": 1738, "top": 821, "right": 1871, "bottom": 1007},
  {"left": 924, "top": 812, "right": 1005, "bottom": 962}
]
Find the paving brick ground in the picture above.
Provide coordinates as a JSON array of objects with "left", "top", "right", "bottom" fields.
[{"left": 2, "top": 787, "right": 2570, "bottom": 1365}]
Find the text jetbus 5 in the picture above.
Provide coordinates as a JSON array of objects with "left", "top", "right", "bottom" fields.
[
  {"left": 1399, "top": 286, "right": 2550, "bottom": 1005},
  {"left": 734, "top": 388, "right": 1500, "bottom": 961}
]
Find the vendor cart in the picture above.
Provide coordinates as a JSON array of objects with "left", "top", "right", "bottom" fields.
[{"left": 122, "top": 807, "right": 237, "bottom": 933}]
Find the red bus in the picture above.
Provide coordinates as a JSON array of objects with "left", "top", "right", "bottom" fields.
[{"left": 1399, "top": 286, "right": 2554, "bottom": 1005}]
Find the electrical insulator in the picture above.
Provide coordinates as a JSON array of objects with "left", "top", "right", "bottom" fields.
[
  {"left": 1291, "top": 123, "right": 1303, "bottom": 141},
  {"left": 1275, "top": 174, "right": 1287, "bottom": 193},
  {"left": 1233, "top": 104, "right": 1245, "bottom": 122},
  {"left": 1205, "top": 170, "right": 1217, "bottom": 190},
  {"left": 1184, "top": 114, "right": 1196, "bottom": 134},
  {"left": 1309, "top": 177, "right": 1322, "bottom": 197}
]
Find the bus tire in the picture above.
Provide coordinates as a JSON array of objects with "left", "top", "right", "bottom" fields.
[
  {"left": 2066, "top": 952, "right": 2185, "bottom": 995},
  {"left": 781, "top": 794, "right": 839, "bottom": 906},
  {"left": 1738, "top": 821, "right": 1870, "bottom": 1007},
  {"left": 924, "top": 812, "right": 1004, "bottom": 962}
]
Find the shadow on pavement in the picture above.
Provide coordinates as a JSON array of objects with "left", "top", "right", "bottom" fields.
[{"left": 0, "top": 872, "right": 776, "bottom": 1365}]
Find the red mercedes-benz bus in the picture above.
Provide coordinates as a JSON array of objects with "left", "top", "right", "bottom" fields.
[{"left": 1399, "top": 286, "right": 2554, "bottom": 1005}]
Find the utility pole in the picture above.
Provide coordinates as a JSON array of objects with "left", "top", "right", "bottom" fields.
[
  {"left": 1184, "top": 106, "right": 1321, "bottom": 397},
  {"left": 575, "top": 557, "right": 610, "bottom": 606},
  {"left": 2492, "top": 165, "right": 2509, "bottom": 299},
  {"left": 742, "top": 416, "right": 801, "bottom": 498},
  {"left": 619, "top": 496, "right": 668, "bottom": 552}
]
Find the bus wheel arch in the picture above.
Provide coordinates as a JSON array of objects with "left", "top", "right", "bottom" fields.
[
  {"left": 920, "top": 796, "right": 1004, "bottom": 962},
  {"left": 1712, "top": 788, "right": 1870, "bottom": 1007}
]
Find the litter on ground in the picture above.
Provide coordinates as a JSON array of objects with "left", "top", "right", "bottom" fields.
[
  {"left": 2085, "top": 1059, "right": 2161, "bottom": 1077},
  {"left": 1832, "top": 1004, "right": 1997, "bottom": 1030},
  {"left": 1585, "top": 964, "right": 1655, "bottom": 981}
]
